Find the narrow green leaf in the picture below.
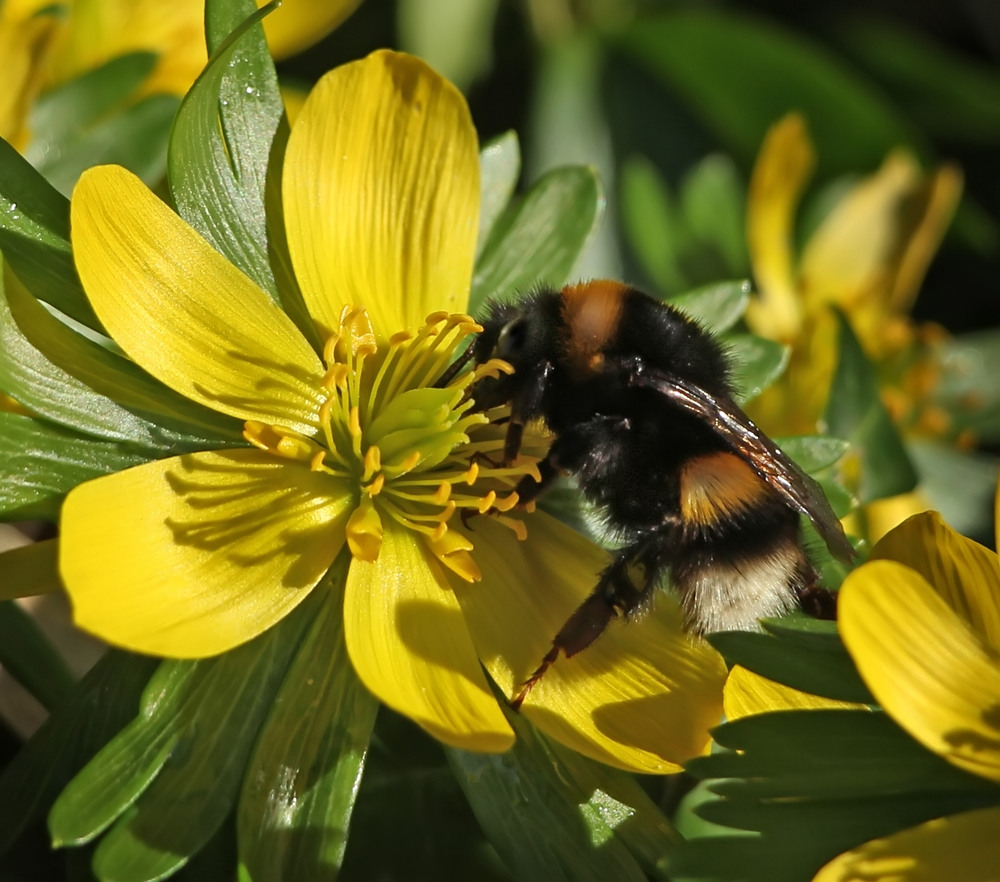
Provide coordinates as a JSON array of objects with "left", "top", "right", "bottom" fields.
[
  {"left": 169, "top": 0, "right": 284, "bottom": 298},
  {"left": 448, "top": 705, "right": 669, "bottom": 882},
  {"left": 53, "top": 599, "right": 314, "bottom": 880},
  {"left": 0, "top": 600, "right": 75, "bottom": 711},
  {"left": 620, "top": 156, "right": 686, "bottom": 294},
  {"left": 478, "top": 131, "right": 521, "bottom": 258},
  {"left": 0, "top": 537, "right": 61, "bottom": 601},
  {"left": 727, "top": 334, "right": 788, "bottom": 404},
  {"left": 824, "top": 311, "right": 918, "bottom": 502},
  {"left": 0, "top": 413, "right": 150, "bottom": 521},
  {"left": 620, "top": 10, "right": 921, "bottom": 175},
  {"left": 0, "top": 139, "right": 95, "bottom": 328},
  {"left": 26, "top": 52, "right": 177, "bottom": 196},
  {"left": 1, "top": 265, "right": 239, "bottom": 449},
  {"left": 707, "top": 628, "right": 873, "bottom": 704},
  {"left": 669, "top": 280, "right": 751, "bottom": 334},
  {"left": 679, "top": 154, "right": 749, "bottom": 278},
  {"left": 470, "top": 166, "right": 602, "bottom": 313},
  {"left": 239, "top": 562, "right": 378, "bottom": 882},
  {"left": 41, "top": 94, "right": 178, "bottom": 197},
  {"left": 0, "top": 651, "right": 158, "bottom": 857}
]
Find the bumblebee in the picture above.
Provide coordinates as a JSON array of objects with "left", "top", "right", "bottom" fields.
[{"left": 448, "top": 280, "right": 855, "bottom": 706}]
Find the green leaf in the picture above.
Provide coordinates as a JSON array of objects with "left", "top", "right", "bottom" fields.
[
  {"left": 27, "top": 53, "right": 157, "bottom": 160},
  {"left": 470, "top": 165, "right": 602, "bottom": 314},
  {"left": 1, "top": 266, "right": 239, "bottom": 450},
  {"left": 169, "top": 0, "right": 285, "bottom": 300},
  {"left": 842, "top": 20, "right": 1000, "bottom": 142},
  {"left": 477, "top": 132, "right": 521, "bottom": 258},
  {"left": 619, "top": 10, "right": 921, "bottom": 176},
  {"left": 0, "top": 413, "right": 150, "bottom": 521},
  {"left": 0, "top": 599, "right": 75, "bottom": 712},
  {"left": 340, "top": 710, "right": 506, "bottom": 882},
  {"left": 50, "top": 597, "right": 314, "bottom": 880},
  {"left": 0, "top": 537, "right": 61, "bottom": 601},
  {"left": 620, "top": 156, "right": 685, "bottom": 294},
  {"left": 238, "top": 561, "right": 378, "bottom": 882},
  {"left": 727, "top": 334, "right": 788, "bottom": 404},
  {"left": 0, "top": 651, "right": 158, "bottom": 857},
  {"left": 669, "top": 280, "right": 750, "bottom": 334},
  {"left": 0, "top": 139, "right": 95, "bottom": 328},
  {"left": 26, "top": 53, "right": 178, "bottom": 196},
  {"left": 679, "top": 154, "right": 749, "bottom": 279},
  {"left": 909, "top": 440, "right": 998, "bottom": 540},
  {"left": 448, "top": 705, "right": 674, "bottom": 882},
  {"left": 692, "top": 710, "right": 999, "bottom": 801},
  {"left": 933, "top": 328, "right": 1000, "bottom": 443},
  {"left": 824, "top": 311, "right": 918, "bottom": 502},
  {"left": 707, "top": 628, "right": 873, "bottom": 704},
  {"left": 775, "top": 436, "right": 850, "bottom": 475}
]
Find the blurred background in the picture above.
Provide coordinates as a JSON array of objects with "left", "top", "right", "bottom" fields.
[{"left": 290, "top": 0, "right": 1000, "bottom": 333}]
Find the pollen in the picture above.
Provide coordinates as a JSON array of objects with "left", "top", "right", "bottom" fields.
[{"left": 243, "top": 308, "right": 542, "bottom": 576}]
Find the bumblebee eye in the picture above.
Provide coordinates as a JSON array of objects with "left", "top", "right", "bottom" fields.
[{"left": 497, "top": 318, "right": 527, "bottom": 359}]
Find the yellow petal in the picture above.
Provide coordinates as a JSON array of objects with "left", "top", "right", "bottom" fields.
[
  {"left": 812, "top": 806, "right": 1000, "bottom": 882},
  {"left": 454, "top": 514, "right": 727, "bottom": 773},
  {"left": 0, "top": 6, "right": 58, "bottom": 150},
  {"left": 870, "top": 512, "right": 1000, "bottom": 650},
  {"left": 60, "top": 449, "right": 352, "bottom": 657},
  {"left": 49, "top": 0, "right": 206, "bottom": 96},
  {"left": 745, "top": 113, "right": 815, "bottom": 342},
  {"left": 283, "top": 50, "right": 479, "bottom": 340},
  {"left": 261, "top": 0, "right": 360, "bottom": 60},
  {"left": 863, "top": 488, "right": 932, "bottom": 545},
  {"left": 343, "top": 521, "right": 513, "bottom": 752},
  {"left": 724, "top": 665, "right": 867, "bottom": 720},
  {"left": 840, "top": 559, "right": 1000, "bottom": 784},
  {"left": 72, "top": 166, "right": 327, "bottom": 435},
  {"left": 889, "top": 164, "right": 962, "bottom": 315}
]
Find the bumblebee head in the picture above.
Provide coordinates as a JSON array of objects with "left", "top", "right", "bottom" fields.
[{"left": 466, "top": 293, "right": 559, "bottom": 411}]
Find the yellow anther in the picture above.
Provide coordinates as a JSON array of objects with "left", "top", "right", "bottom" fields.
[
  {"left": 431, "top": 482, "right": 451, "bottom": 504},
  {"left": 390, "top": 330, "right": 412, "bottom": 345},
  {"left": 367, "top": 473, "right": 385, "bottom": 496},
  {"left": 431, "top": 522, "right": 448, "bottom": 542},
  {"left": 437, "top": 500, "right": 457, "bottom": 522},
  {"left": 425, "top": 310, "right": 450, "bottom": 326},
  {"left": 362, "top": 446, "right": 381, "bottom": 481},
  {"left": 322, "top": 333, "right": 341, "bottom": 365},
  {"left": 462, "top": 462, "right": 479, "bottom": 484},
  {"left": 477, "top": 491, "right": 497, "bottom": 513},
  {"left": 348, "top": 405, "right": 362, "bottom": 438},
  {"left": 497, "top": 515, "right": 528, "bottom": 541},
  {"left": 493, "top": 492, "right": 519, "bottom": 512},
  {"left": 399, "top": 450, "right": 422, "bottom": 472},
  {"left": 310, "top": 450, "right": 327, "bottom": 471}
]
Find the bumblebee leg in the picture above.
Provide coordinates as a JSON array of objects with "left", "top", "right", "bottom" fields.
[
  {"left": 504, "top": 360, "right": 553, "bottom": 464},
  {"left": 511, "top": 545, "right": 650, "bottom": 709}
]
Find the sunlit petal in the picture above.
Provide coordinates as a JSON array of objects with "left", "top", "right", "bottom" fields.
[
  {"left": 284, "top": 50, "right": 479, "bottom": 339},
  {"left": 724, "top": 665, "right": 867, "bottom": 720},
  {"left": 343, "top": 521, "right": 513, "bottom": 752},
  {"left": 261, "top": 0, "right": 360, "bottom": 60},
  {"left": 812, "top": 806, "right": 1000, "bottom": 882},
  {"left": 745, "top": 113, "right": 815, "bottom": 341},
  {"left": 60, "top": 449, "right": 352, "bottom": 657},
  {"left": 455, "top": 514, "right": 726, "bottom": 773},
  {"left": 0, "top": 5, "right": 58, "bottom": 149},
  {"left": 72, "top": 166, "right": 327, "bottom": 435},
  {"left": 870, "top": 512, "right": 1000, "bottom": 650},
  {"left": 840, "top": 560, "right": 1000, "bottom": 784}
]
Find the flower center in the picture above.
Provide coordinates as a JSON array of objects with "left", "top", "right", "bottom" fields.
[{"left": 243, "top": 307, "right": 540, "bottom": 581}]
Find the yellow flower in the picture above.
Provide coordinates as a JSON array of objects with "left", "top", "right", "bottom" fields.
[
  {"left": 0, "top": 0, "right": 358, "bottom": 147},
  {"left": 811, "top": 505, "right": 1000, "bottom": 880},
  {"left": 745, "top": 113, "right": 961, "bottom": 436},
  {"left": 59, "top": 50, "right": 726, "bottom": 771}
]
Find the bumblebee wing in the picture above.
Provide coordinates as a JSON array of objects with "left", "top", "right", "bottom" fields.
[{"left": 632, "top": 368, "right": 856, "bottom": 564}]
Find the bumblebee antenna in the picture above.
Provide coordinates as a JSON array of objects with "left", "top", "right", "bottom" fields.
[{"left": 433, "top": 341, "right": 476, "bottom": 388}]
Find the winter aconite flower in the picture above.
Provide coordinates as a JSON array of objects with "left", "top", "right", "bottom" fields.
[
  {"left": 59, "top": 50, "right": 725, "bottom": 771},
  {"left": 812, "top": 507, "right": 1000, "bottom": 880},
  {"left": 0, "top": 0, "right": 358, "bottom": 148}
]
